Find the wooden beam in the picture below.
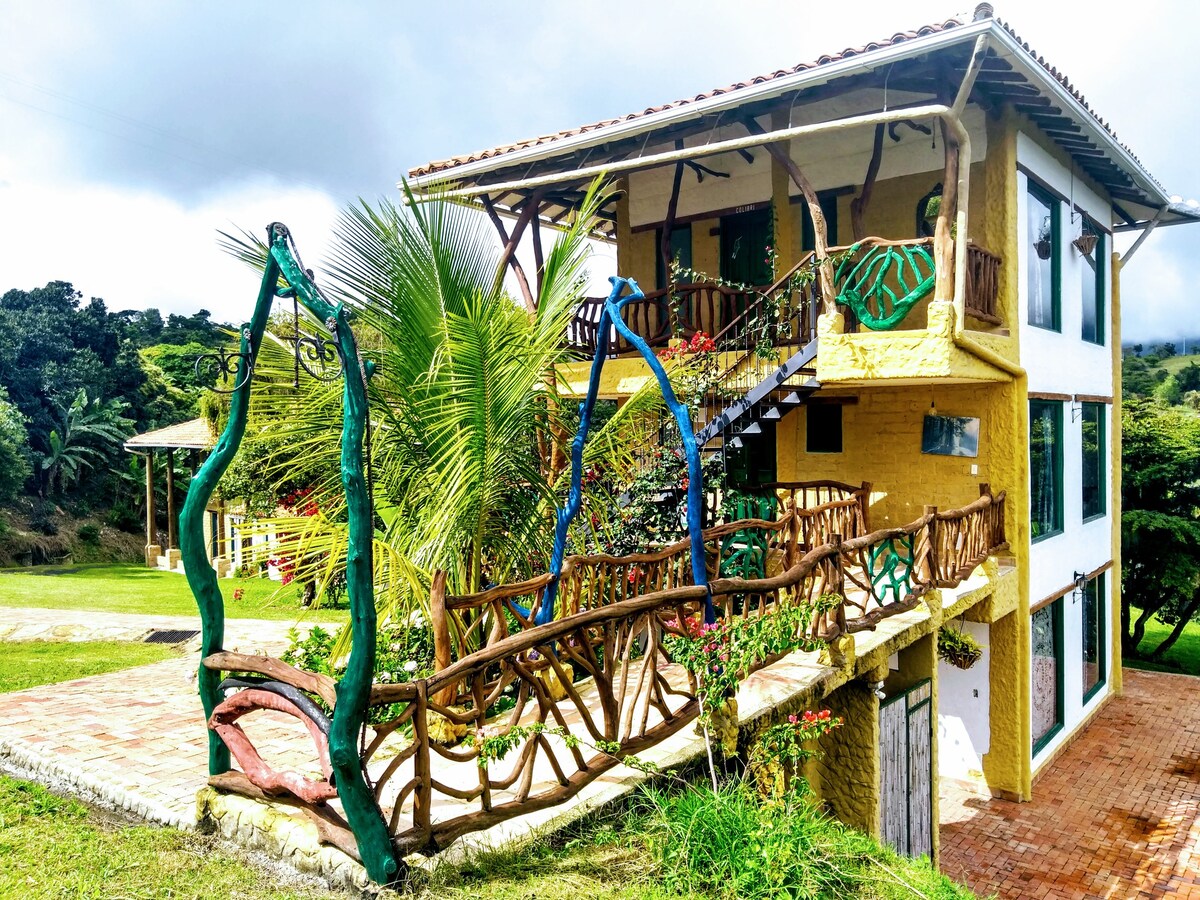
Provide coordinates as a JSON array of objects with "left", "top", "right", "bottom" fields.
[
  {"left": 741, "top": 116, "right": 834, "bottom": 305},
  {"left": 661, "top": 141, "right": 685, "bottom": 288},
  {"left": 934, "top": 115, "right": 959, "bottom": 303},
  {"left": 850, "top": 124, "right": 885, "bottom": 241},
  {"left": 482, "top": 193, "right": 538, "bottom": 313}
]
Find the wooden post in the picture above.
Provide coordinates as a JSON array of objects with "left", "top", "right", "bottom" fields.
[
  {"left": 742, "top": 116, "right": 835, "bottom": 308},
  {"left": 660, "top": 141, "right": 686, "bottom": 292},
  {"left": 923, "top": 505, "right": 939, "bottom": 585},
  {"left": 144, "top": 450, "right": 156, "bottom": 567},
  {"left": 482, "top": 192, "right": 540, "bottom": 313},
  {"left": 934, "top": 120, "right": 960, "bottom": 303},
  {"left": 429, "top": 569, "right": 456, "bottom": 707},
  {"left": 166, "top": 448, "right": 177, "bottom": 551},
  {"left": 850, "top": 124, "right": 885, "bottom": 241}
]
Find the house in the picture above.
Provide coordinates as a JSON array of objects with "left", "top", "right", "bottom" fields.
[{"left": 405, "top": 3, "right": 1199, "bottom": 861}]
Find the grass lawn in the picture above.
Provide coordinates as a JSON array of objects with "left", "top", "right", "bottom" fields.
[
  {"left": 0, "top": 563, "right": 346, "bottom": 622},
  {"left": 0, "top": 774, "right": 972, "bottom": 900},
  {"left": 1126, "top": 606, "right": 1200, "bottom": 676},
  {"left": 1154, "top": 351, "right": 1200, "bottom": 376},
  {"left": 0, "top": 641, "right": 179, "bottom": 693},
  {"left": 0, "top": 777, "right": 339, "bottom": 900}
]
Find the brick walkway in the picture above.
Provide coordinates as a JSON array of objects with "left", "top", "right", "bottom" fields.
[
  {"left": 0, "top": 612, "right": 314, "bottom": 826},
  {"left": 941, "top": 669, "right": 1200, "bottom": 899}
]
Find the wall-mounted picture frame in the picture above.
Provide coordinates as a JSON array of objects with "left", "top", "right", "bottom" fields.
[{"left": 922, "top": 414, "right": 980, "bottom": 458}]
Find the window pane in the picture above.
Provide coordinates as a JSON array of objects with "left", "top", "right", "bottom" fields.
[
  {"left": 1032, "top": 601, "right": 1062, "bottom": 748},
  {"left": 1083, "top": 574, "right": 1105, "bottom": 699},
  {"left": 655, "top": 224, "right": 693, "bottom": 290},
  {"left": 1081, "top": 222, "right": 1105, "bottom": 344},
  {"left": 1082, "top": 403, "right": 1105, "bottom": 520},
  {"left": 1028, "top": 186, "right": 1058, "bottom": 330},
  {"left": 807, "top": 404, "right": 843, "bottom": 453},
  {"left": 1030, "top": 401, "right": 1062, "bottom": 539}
]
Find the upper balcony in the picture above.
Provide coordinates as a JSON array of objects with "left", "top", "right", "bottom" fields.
[{"left": 565, "top": 236, "right": 1012, "bottom": 392}]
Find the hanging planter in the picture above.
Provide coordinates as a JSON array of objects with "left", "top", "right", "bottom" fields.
[
  {"left": 1073, "top": 232, "right": 1098, "bottom": 257},
  {"left": 1034, "top": 216, "right": 1053, "bottom": 260},
  {"left": 937, "top": 624, "right": 983, "bottom": 670}
]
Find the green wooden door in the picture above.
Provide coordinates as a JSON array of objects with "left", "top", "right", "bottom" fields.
[{"left": 720, "top": 207, "right": 773, "bottom": 286}]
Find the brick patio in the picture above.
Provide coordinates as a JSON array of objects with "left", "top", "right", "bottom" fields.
[{"left": 941, "top": 669, "right": 1200, "bottom": 899}]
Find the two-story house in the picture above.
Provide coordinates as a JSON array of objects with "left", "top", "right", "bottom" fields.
[{"left": 405, "top": 3, "right": 1198, "bottom": 861}]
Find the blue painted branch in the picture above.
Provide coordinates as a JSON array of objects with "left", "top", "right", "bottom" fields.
[{"left": 541, "top": 276, "right": 713, "bottom": 625}]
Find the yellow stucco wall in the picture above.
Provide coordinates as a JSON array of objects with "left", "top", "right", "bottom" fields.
[{"left": 775, "top": 380, "right": 1008, "bottom": 529}]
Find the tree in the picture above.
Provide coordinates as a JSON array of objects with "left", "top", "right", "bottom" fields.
[
  {"left": 39, "top": 389, "right": 134, "bottom": 497},
  {"left": 0, "top": 386, "right": 31, "bottom": 502},
  {"left": 1176, "top": 361, "right": 1200, "bottom": 394},
  {"left": 1122, "top": 356, "right": 1158, "bottom": 399},
  {"left": 223, "top": 181, "right": 669, "bottom": 638},
  {"left": 1160, "top": 342, "right": 1178, "bottom": 358},
  {"left": 1154, "top": 373, "right": 1183, "bottom": 406},
  {"left": 1121, "top": 399, "right": 1200, "bottom": 659}
]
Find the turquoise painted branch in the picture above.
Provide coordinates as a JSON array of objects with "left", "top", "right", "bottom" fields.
[{"left": 180, "top": 224, "right": 399, "bottom": 885}]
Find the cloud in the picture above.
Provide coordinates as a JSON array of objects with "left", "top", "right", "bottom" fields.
[{"left": 0, "top": 169, "right": 340, "bottom": 322}]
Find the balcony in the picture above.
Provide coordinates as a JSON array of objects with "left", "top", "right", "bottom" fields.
[{"left": 564, "top": 237, "right": 1011, "bottom": 393}]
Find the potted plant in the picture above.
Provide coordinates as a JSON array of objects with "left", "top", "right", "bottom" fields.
[
  {"left": 1034, "top": 217, "right": 1054, "bottom": 260},
  {"left": 937, "top": 624, "right": 983, "bottom": 670}
]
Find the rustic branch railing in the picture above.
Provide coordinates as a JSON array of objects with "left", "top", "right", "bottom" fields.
[
  {"left": 567, "top": 281, "right": 766, "bottom": 356},
  {"left": 963, "top": 243, "right": 1002, "bottom": 325},
  {"left": 203, "top": 486, "right": 1007, "bottom": 870}
]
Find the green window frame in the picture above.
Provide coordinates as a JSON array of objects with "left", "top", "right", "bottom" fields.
[
  {"left": 1081, "top": 219, "right": 1105, "bottom": 345},
  {"left": 1082, "top": 572, "right": 1107, "bottom": 704},
  {"left": 1032, "top": 598, "right": 1064, "bottom": 756},
  {"left": 1081, "top": 402, "right": 1106, "bottom": 521},
  {"left": 655, "top": 224, "right": 693, "bottom": 290},
  {"left": 1030, "top": 400, "right": 1064, "bottom": 541},
  {"left": 1027, "top": 180, "right": 1061, "bottom": 331}
]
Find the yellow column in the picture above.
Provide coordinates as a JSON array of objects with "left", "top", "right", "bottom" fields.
[
  {"left": 770, "top": 109, "right": 798, "bottom": 269},
  {"left": 816, "top": 679, "right": 880, "bottom": 836},
  {"left": 981, "top": 608, "right": 1032, "bottom": 801},
  {"left": 1110, "top": 253, "right": 1123, "bottom": 694}
]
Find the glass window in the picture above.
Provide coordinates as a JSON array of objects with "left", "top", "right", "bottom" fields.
[
  {"left": 807, "top": 404, "right": 842, "bottom": 453},
  {"left": 1027, "top": 182, "right": 1060, "bottom": 331},
  {"left": 1030, "top": 401, "right": 1063, "bottom": 540},
  {"left": 1081, "top": 402, "right": 1106, "bottom": 521},
  {"left": 1083, "top": 573, "right": 1106, "bottom": 702},
  {"left": 655, "top": 224, "right": 693, "bottom": 290},
  {"left": 1080, "top": 219, "right": 1105, "bottom": 344},
  {"left": 1032, "top": 600, "right": 1064, "bottom": 753}
]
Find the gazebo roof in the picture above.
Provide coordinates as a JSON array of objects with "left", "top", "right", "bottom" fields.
[{"left": 124, "top": 418, "right": 217, "bottom": 452}]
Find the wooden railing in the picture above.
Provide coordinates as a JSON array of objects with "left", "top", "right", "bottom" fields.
[
  {"left": 201, "top": 486, "right": 1006, "bottom": 867},
  {"left": 963, "top": 243, "right": 1002, "bottom": 325},
  {"left": 567, "top": 281, "right": 766, "bottom": 356}
]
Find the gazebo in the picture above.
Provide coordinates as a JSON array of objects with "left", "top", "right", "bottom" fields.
[{"left": 124, "top": 418, "right": 223, "bottom": 573}]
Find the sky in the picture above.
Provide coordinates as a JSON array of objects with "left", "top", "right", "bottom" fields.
[{"left": 0, "top": 1, "right": 1197, "bottom": 343}]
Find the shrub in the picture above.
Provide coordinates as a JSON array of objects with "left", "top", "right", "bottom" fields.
[
  {"left": 76, "top": 523, "right": 101, "bottom": 546},
  {"left": 637, "top": 778, "right": 971, "bottom": 900}
]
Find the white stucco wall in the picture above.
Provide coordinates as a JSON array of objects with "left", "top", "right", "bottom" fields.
[
  {"left": 937, "top": 621, "right": 992, "bottom": 778},
  {"left": 1016, "top": 131, "right": 1116, "bottom": 767}
]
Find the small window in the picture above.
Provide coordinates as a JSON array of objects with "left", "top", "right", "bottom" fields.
[
  {"left": 1030, "top": 400, "right": 1063, "bottom": 540},
  {"left": 1027, "top": 182, "right": 1061, "bottom": 331},
  {"left": 807, "top": 404, "right": 842, "bottom": 453},
  {"left": 655, "top": 224, "right": 693, "bottom": 290},
  {"left": 1082, "top": 572, "right": 1106, "bottom": 702},
  {"left": 1081, "top": 402, "right": 1106, "bottom": 521},
  {"left": 1080, "top": 219, "right": 1105, "bottom": 345}
]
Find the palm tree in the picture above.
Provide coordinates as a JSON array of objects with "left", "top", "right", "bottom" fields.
[
  {"left": 224, "top": 179, "right": 671, "bottom": 633},
  {"left": 40, "top": 389, "right": 133, "bottom": 496}
]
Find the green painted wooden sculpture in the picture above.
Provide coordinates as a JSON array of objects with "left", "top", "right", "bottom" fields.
[
  {"left": 179, "top": 223, "right": 399, "bottom": 884},
  {"left": 835, "top": 239, "right": 936, "bottom": 330}
]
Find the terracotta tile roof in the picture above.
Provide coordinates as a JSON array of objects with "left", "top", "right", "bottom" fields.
[
  {"left": 408, "top": 18, "right": 967, "bottom": 179},
  {"left": 406, "top": 10, "right": 1167, "bottom": 204},
  {"left": 124, "top": 418, "right": 217, "bottom": 451}
]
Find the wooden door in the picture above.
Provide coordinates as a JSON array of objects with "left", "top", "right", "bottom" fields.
[{"left": 879, "top": 679, "right": 933, "bottom": 859}]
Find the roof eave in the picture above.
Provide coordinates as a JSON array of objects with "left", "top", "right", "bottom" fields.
[
  {"left": 987, "top": 25, "right": 1170, "bottom": 211},
  {"left": 404, "top": 19, "right": 991, "bottom": 192}
]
